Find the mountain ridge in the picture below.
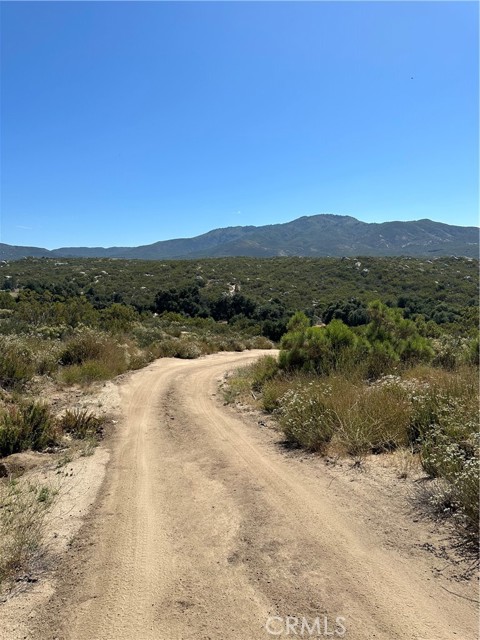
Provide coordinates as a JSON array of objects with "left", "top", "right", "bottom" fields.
[{"left": 1, "top": 214, "right": 478, "bottom": 261}]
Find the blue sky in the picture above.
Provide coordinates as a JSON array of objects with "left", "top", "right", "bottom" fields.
[{"left": 1, "top": 1, "right": 478, "bottom": 249}]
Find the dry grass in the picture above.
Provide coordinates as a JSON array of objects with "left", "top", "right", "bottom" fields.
[
  {"left": 331, "top": 380, "right": 412, "bottom": 457},
  {"left": 275, "top": 375, "right": 413, "bottom": 456},
  {"left": 222, "top": 369, "right": 255, "bottom": 405},
  {"left": 386, "top": 448, "right": 421, "bottom": 479},
  {"left": 261, "top": 377, "right": 294, "bottom": 413},
  {"left": 0, "top": 479, "right": 56, "bottom": 589},
  {"left": 226, "top": 359, "right": 479, "bottom": 538}
]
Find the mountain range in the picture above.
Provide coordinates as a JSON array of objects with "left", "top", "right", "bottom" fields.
[{"left": 1, "top": 214, "right": 478, "bottom": 261}]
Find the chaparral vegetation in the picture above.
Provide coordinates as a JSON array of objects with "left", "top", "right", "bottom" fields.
[
  {"left": 0, "top": 254, "right": 478, "bottom": 584},
  {"left": 224, "top": 299, "right": 479, "bottom": 542}
]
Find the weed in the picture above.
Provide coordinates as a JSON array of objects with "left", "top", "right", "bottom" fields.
[
  {"left": 420, "top": 431, "right": 479, "bottom": 534},
  {"left": 56, "top": 452, "right": 73, "bottom": 468}
]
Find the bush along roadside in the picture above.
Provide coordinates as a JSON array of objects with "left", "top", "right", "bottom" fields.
[
  {"left": 0, "top": 400, "right": 108, "bottom": 590},
  {"left": 225, "top": 311, "right": 479, "bottom": 541},
  {"left": 0, "top": 399, "right": 106, "bottom": 458},
  {"left": 0, "top": 316, "right": 274, "bottom": 391}
]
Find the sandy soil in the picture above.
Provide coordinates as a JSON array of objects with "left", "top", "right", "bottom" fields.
[
  {"left": 2, "top": 351, "right": 478, "bottom": 640},
  {"left": 0, "top": 379, "right": 122, "bottom": 638}
]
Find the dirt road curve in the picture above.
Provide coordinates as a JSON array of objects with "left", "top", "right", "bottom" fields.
[{"left": 34, "top": 352, "right": 477, "bottom": 640}]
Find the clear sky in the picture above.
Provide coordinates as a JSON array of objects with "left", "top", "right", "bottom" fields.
[{"left": 1, "top": 1, "right": 478, "bottom": 249}]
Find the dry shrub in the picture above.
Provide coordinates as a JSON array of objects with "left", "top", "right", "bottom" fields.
[
  {"left": 58, "top": 329, "right": 135, "bottom": 384},
  {"left": 277, "top": 382, "right": 338, "bottom": 451},
  {"left": 249, "top": 355, "right": 279, "bottom": 391},
  {"left": 277, "top": 376, "right": 412, "bottom": 456},
  {"left": 151, "top": 338, "right": 203, "bottom": 359},
  {"left": 420, "top": 431, "right": 479, "bottom": 536},
  {"left": 60, "top": 330, "right": 106, "bottom": 366},
  {"left": 222, "top": 367, "right": 255, "bottom": 404},
  {"left": 273, "top": 364, "right": 479, "bottom": 538},
  {"left": 245, "top": 336, "right": 274, "bottom": 350}
]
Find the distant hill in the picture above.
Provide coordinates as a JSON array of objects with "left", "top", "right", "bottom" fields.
[{"left": 1, "top": 214, "right": 478, "bottom": 260}]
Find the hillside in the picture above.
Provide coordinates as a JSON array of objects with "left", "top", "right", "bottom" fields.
[{"left": 1, "top": 215, "right": 478, "bottom": 261}]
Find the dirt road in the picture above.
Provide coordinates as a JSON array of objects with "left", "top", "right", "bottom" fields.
[{"left": 32, "top": 352, "right": 477, "bottom": 639}]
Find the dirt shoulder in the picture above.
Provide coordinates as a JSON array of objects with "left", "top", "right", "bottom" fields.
[{"left": 0, "top": 376, "right": 125, "bottom": 639}]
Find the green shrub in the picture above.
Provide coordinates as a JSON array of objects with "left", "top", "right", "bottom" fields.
[
  {"left": 365, "top": 301, "right": 434, "bottom": 370},
  {"left": 60, "top": 360, "right": 113, "bottom": 384},
  {"left": 465, "top": 337, "right": 479, "bottom": 367},
  {"left": 98, "top": 303, "right": 138, "bottom": 333},
  {"left": 279, "top": 305, "right": 435, "bottom": 379},
  {"left": 286, "top": 311, "right": 310, "bottom": 332},
  {"left": 60, "top": 330, "right": 105, "bottom": 365},
  {"left": 280, "top": 320, "right": 361, "bottom": 375},
  {"left": 0, "top": 401, "right": 59, "bottom": 457},
  {"left": 0, "top": 338, "right": 35, "bottom": 389},
  {"left": 249, "top": 355, "right": 279, "bottom": 391},
  {"left": 261, "top": 378, "right": 292, "bottom": 413},
  {"left": 365, "top": 340, "right": 399, "bottom": 379},
  {"left": 59, "top": 409, "right": 105, "bottom": 439},
  {"left": 398, "top": 335, "right": 434, "bottom": 364}
]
